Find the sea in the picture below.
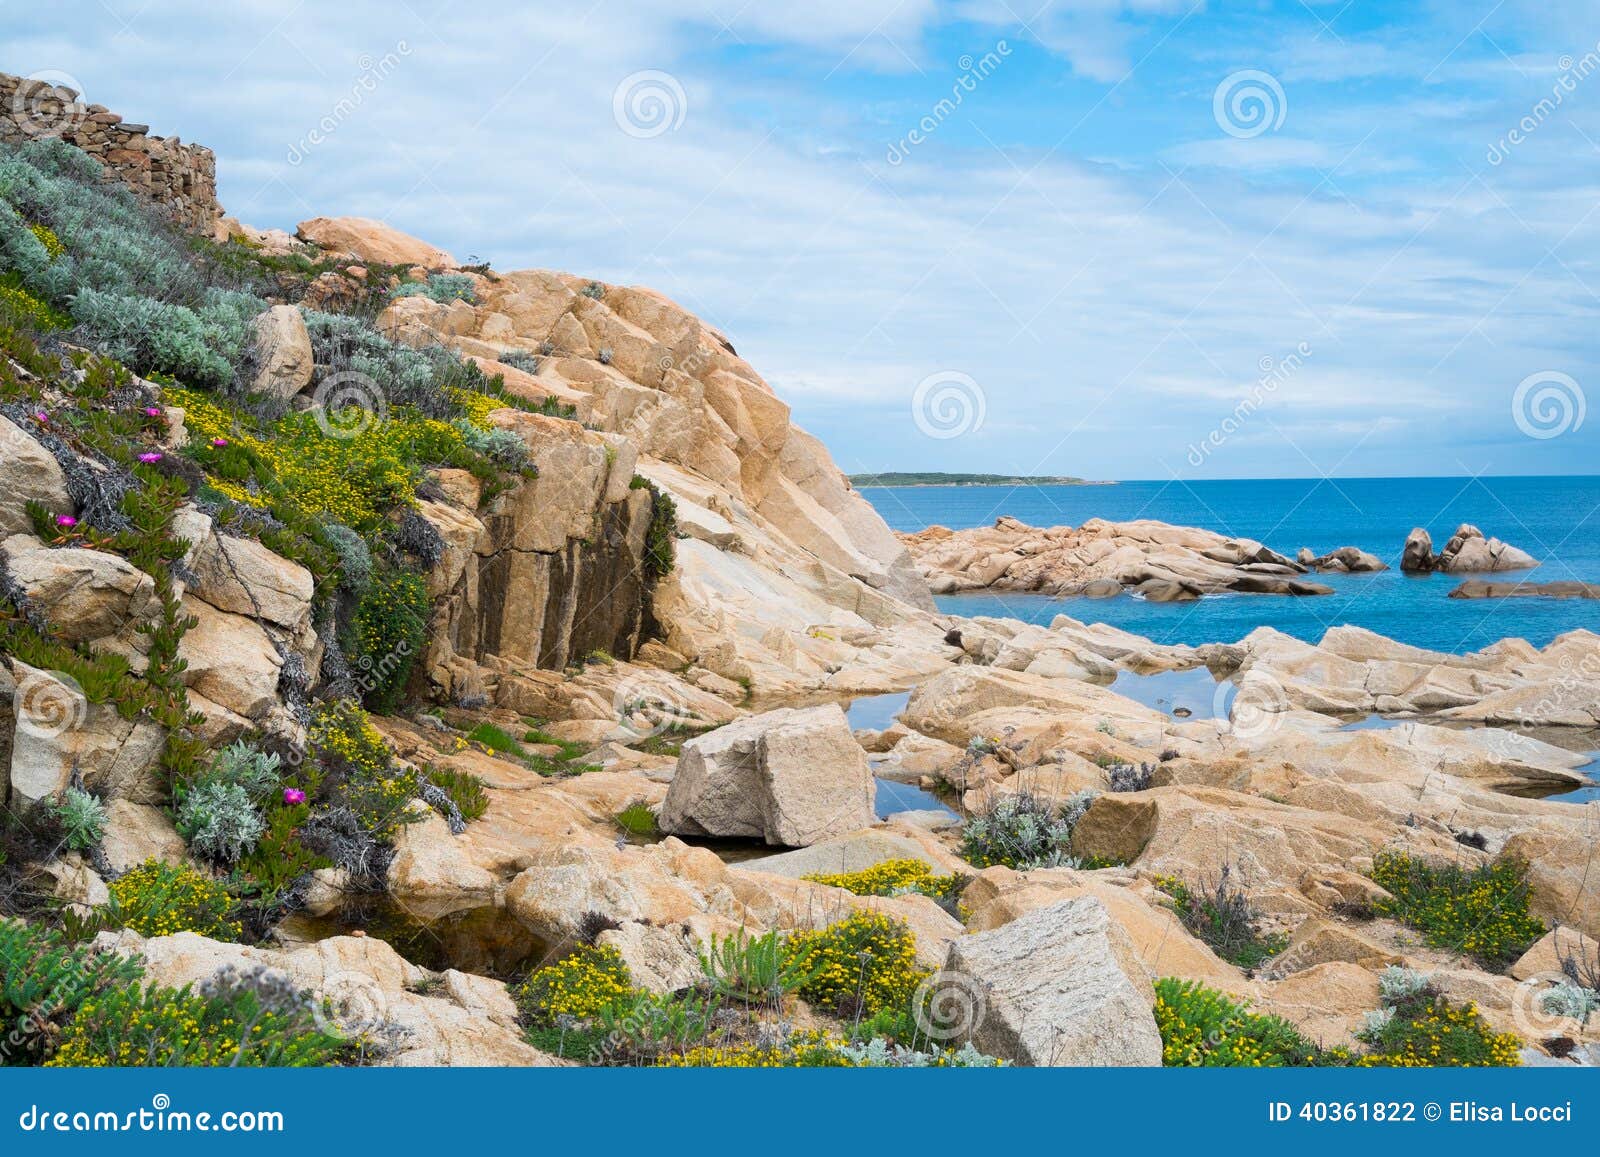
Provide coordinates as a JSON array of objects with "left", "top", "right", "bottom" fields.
[{"left": 860, "top": 476, "right": 1600, "bottom": 654}]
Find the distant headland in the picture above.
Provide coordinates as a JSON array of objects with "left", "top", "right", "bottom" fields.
[{"left": 848, "top": 472, "right": 1115, "bottom": 488}]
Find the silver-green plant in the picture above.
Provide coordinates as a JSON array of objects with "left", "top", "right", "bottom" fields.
[
  {"left": 49, "top": 787, "right": 107, "bottom": 852},
  {"left": 176, "top": 780, "right": 265, "bottom": 864}
]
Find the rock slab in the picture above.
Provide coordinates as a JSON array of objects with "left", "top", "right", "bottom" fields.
[{"left": 942, "top": 896, "right": 1162, "bottom": 1066}]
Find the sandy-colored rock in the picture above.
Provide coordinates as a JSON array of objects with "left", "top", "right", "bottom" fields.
[
  {"left": 296, "top": 216, "right": 455, "bottom": 268},
  {"left": 659, "top": 705, "right": 874, "bottom": 846},
  {"left": 247, "top": 304, "right": 314, "bottom": 400},
  {"left": 943, "top": 897, "right": 1162, "bottom": 1066},
  {"left": 901, "top": 517, "right": 1331, "bottom": 599},
  {"left": 1, "top": 536, "right": 160, "bottom": 649},
  {"left": 7, "top": 661, "right": 165, "bottom": 807},
  {"left": 0, "top": 416, "right": 70, "bottom": 535}
]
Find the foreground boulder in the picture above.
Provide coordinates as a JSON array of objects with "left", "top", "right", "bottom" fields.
[
  {"left": 658, "top": 705, "right": 874, "bottom": 846},
  {"left": 942, "top": 896, "right": 1162, "bottom": 1066}
]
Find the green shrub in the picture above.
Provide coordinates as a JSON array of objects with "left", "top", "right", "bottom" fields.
[
  {"left": 591, "top": 989, "right": 721, "bottom": 1064},
  {"left": 614, "top": 799, "right": 659, "bottom": 839},
  {"left": 392, "top": 272, "right": 476, "bottom": 303},
  {"left": 513, "top": 944, "right": 635, "bottom": 1029},
  {"left": 0, "top": 918, "right": 144, "bottom": 1064},
  {"left": 104, "top": 860, "right": 242, "bottom": 941},
  {"left": 802, "top": 858, "right": 966, "bottom": 903},
  {"left": 1348, "top": 976, "right": 1522, "bottom": 1067},
  {"left": 699, "top": 929, "right": 819, "bottom": 1005},
  {"left": 346, "top": 567, "right": 430, "bottom": 713},
  {"left": 1154, "top": 978, "right": 1322, "bottom": 1066},
  {"left": 46, "top": 974, "right": 345, "bottom": 1067},
  {"left": 175, "top": 780, "right": 264, "bottom": 865},
  {"left": 308, "top": 700, "right": 420, "bottom": 842},
  {"left": 237, "top": 803, "right": 332, "bottom": 909},
  {"left": 425, "top": 766, "right": 488, "bottom": 823},
  {"left": 67, "top": 286, "right": 261, "bottom": 389},
  {"left": 320, "top": 522, "right": 373, "bottom": 594},
  {"left": 1368, "top": 852, "right": 1544, "bottom": 968},
  {"left": 203, "top": 740, "right": 283, "bottom": 798},
  {"left": 783, "top": 911, "right": 927, "bottom": 1017},
  {"left": 452, "top": 418, "right": 530, "bottom": 471},
  {"left": 640, "top": 483, "right": 677, "bottom": 579},
  {"left": 301, "top": 309, "right": 457, "bottom": 417},
  {"left": 959, "top": 789, "right": 1101, "bottom": 869}
]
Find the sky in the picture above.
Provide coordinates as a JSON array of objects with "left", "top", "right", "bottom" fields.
[{"left": 4, "top": 1, "right": 1599, "bottom": 481}]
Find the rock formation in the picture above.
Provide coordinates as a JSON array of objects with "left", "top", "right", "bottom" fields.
[
  {"left": 899, "top": 517, "right": 1335, "bottom": 599},
  {"left": 1400, "top": 524, "right": 1538, "bottom": 573}
]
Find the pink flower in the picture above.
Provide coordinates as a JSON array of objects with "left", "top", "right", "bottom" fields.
[
  {"left": 55, "top": 515, "right": 77, "bottom": 529},
  {"left": 34, "top": 411, "right": 48, "bottom": 423},
  {"left": 137, "top": 452, "right": 163, "bottom": 464},
  {"left": 211, "top": 437, "right": 229, "bottom": 448},
  {"left": 144, "top": 407, "right": 162, "bottom": 418},
  {"left": 283, "top": 788, "right": 307, "bottom": 806}
]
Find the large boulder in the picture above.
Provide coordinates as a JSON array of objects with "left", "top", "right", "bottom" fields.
[
  {"left": 175, "top": 599, "right": 285, "bottom": 720},
  {"left": 1501, "top": 829, "right": 1600, "bottom": 940},
  {"left": 0, "top": 536, "right": 160, "bottom": 650},
  {"left": 658, "top": 705, "right": 874, "bottom": 846},
  {"left": 0, "top": 417, "right": 70, "bottom": 535},
  {"left": 659, "top": 700, "right": 883, "bottom": 844},
  {"left": 183, "top": 523, "right": 314, "bottom": 630},
  {"left": 1437, "top": 524, "right": 1537, "bottom": 572},
  {"left": 941, "top": 896, "right": 1162, "bottom": 1066},
  {"left": 295, "top": 216, "right": 455, "bottom": 268},
  {"left": 246, "top": 305, "right": 315, "bottom": 400},
  {"left": 7, "top": 662, "right": 165, "bottom": 807}
]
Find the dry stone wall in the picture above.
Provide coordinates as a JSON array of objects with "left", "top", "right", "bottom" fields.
[{"left": 0, "top": 71, "right": 221, "bottom": 232}]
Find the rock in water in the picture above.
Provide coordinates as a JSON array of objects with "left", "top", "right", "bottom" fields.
[
  {"left": 1401, "top": 527, "right": 1435, "bottom": 572},
  {"left": 1449, "top": 579, "right": 1600, "bottom": 600},
  {"left": 657, "top": 705, "right": 875, "bottom": 846},
  {"left": 1403, "top": 524, "right": 1536, "bottom": 573},
  {"left": 1436, "top": 523, "right": 1537, "bottom": 572},
  {"left": 942, "top": 896, "right": 1162, "bottom": 1066}
]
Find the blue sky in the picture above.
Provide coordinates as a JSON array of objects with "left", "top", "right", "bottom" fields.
[{"left": 6, "top": 1, "right": 1599, "bottom": 480}]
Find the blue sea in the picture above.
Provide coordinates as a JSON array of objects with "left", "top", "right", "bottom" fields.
[{"left": 861, "top": 477, "right": 1600, "bottom": 653}]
